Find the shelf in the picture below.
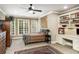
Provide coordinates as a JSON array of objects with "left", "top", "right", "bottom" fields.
[
  {"left": 63, "top": 38, "right": 73, "bottom": 46},
  {"left": 65, "top": 42, "right": 73, "bottom": 46},
  {"left": 58, "top": 27, "right": 79, "bottom": 29}
]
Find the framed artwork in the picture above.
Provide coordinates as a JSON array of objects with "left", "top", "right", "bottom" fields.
[{"left": 58, "top": 28, "right": 65, "bottom": 34}]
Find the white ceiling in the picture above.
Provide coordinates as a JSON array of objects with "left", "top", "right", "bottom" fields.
[{"left": 0, "top": 4, "right": 78, "bottom": 18}]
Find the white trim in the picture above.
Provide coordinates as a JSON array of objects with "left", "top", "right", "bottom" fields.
[
  {"left": 0, "top": 8, "right": 6, "bottom": 15},
  {"left": 59, "top": 6, "right": 79, "bottom": 15},
  {"left": 12, "top": 36, "right": 23, "bottom": 40},
  {"left": 51, "top": 41, "right": 57, "bottom": 44}
]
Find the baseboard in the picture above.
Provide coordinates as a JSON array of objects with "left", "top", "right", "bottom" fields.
[
  {"left": 12, "top": 36, "right": 23, "bottom": 40},
  {"left": 51, "top": 41, "right": 57, "bottom": 44}
]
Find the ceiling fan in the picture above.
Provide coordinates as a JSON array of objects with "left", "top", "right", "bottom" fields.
[
  {"left": 22, "top": 4, "right": 42, "bottom": 14},
  {"left": 28, "top": 4, "right": 42, "bottom": 12}
]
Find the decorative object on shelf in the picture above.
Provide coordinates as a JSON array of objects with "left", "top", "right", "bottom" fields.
[
  {"left": 60, "top": 20, "right": 69, "bottom": 24},
  {"left": 75, "top": 24, "right": 79, "bottom": 27},
  {"left": 58, "top": 28, "right": 65, "bottom": 34},
  {"left": 73, "top": 19, "right": 79, "bottom": 23},
  {"left": 70, "top": 13, "right": 76, "bottom": 18},
  {"left": 75, "top": 12, "right": 79, "bottom": 18},
  {"left": 62, "top": 25, "right": 67, "bottom": 27},
  {"left": 60, "top": 15, "right": 69, "bottom": 20}
]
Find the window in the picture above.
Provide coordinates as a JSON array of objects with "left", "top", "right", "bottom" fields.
[
  {"left": 23, "top": 20, "right": 29, "bottom": 34},
  {"left": 18, "top": 19, "right": 23, "bottom": 35},
  {"left": 31, "top": 20, "right": 38, "bottom": 33},
  {"left": 17, "top": 19, "right": 30, "bottom": 35},
  {"left": 10, "top": 18, "right": 38, "bottom": 36},
  {"left": 10, "top": 18, "right": 16, "bottom": 36}
]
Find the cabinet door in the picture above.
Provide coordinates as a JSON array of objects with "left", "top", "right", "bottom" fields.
[
  {"left": 73, "top": 39, "right": 79, "bottom": 51},
  {"left": 57, "top": 35, "right": 64, "bottom": 45}
]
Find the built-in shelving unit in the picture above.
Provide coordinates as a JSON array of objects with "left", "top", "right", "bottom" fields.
[
  {"left": 58, "top": 11, "right": 79, "bottom": 35},
  {"left": 57, "top": 10, "right": 79, "bottom": 51}
]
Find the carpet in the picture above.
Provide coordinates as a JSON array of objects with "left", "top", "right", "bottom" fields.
[{"left": 14, "top": 45, "right": 62, "bottom": 54}]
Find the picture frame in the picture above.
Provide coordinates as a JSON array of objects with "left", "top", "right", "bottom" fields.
[{"left": 58, "top": 28, "right": 65, "bottom": 34}]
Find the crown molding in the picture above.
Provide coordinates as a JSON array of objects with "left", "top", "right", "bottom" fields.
[
  {"left": 59, "top": 5, "right": 79, "bottom": 15},
  {"left": 0, "top": 8, "right": 6, "bottom": 15}
]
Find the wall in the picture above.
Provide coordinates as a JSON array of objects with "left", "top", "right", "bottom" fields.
[{"left": 47, "top": 13, "right": 59, "bottom": 43}]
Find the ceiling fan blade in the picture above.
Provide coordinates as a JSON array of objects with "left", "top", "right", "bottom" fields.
[{"left": 33, "top": 9, "right": 42, "bottom": 12}]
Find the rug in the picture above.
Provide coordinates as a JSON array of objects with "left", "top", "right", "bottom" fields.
[{"left": 14, "top": 45, "right": 62, "bottom": 54}]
